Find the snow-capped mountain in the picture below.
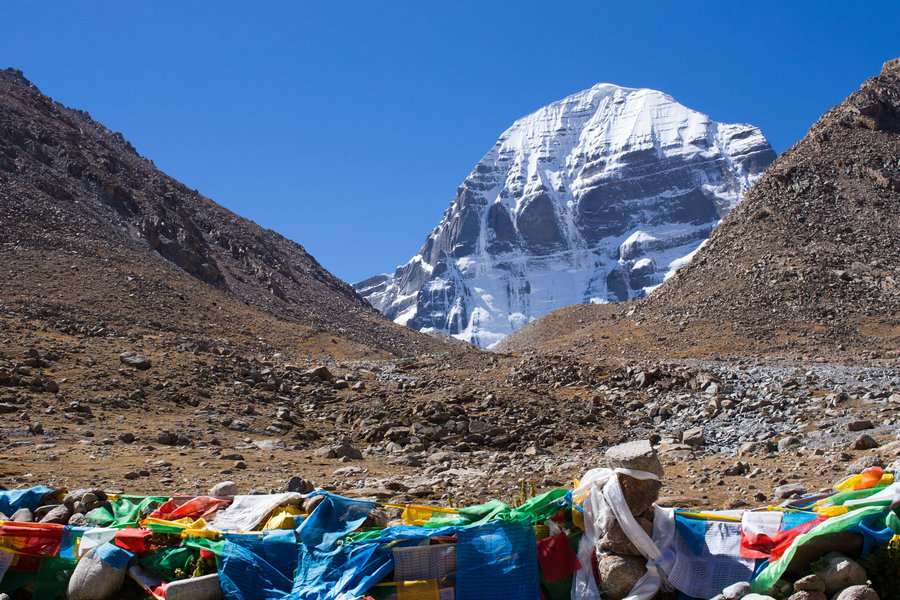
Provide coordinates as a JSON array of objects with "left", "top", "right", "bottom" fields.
[{"left": 355, "top": 83, "right": 775, "bottom": 347}]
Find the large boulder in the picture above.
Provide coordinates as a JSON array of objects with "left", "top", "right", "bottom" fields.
[
  {"left": 618, "top": 474, "right": 662, "bottom": 516},
  {"left": 598, "top": 516, "right": 653, "bottom": 556},
  {"left": 833, "top": 586, "right": 880, "bottom": 600},
  {"left": 794, "top": 574, "right": 825, "bottom": 592},
  {"left": 165, "top": 573, "right": 222, "bottom": 600},
  {"left": 815, "top": 552, "right": 868, "bottom": 595},
  {"left": 119, "top": 352, "right": 151, "bottom": 370},
  {"left": 66, "top": 548, "right": 128, "bottom": 600},
  {"left": 596, "top": 552, "right": 646, "bottom": 600},
  {"left": 209, "top": 481, "right": 238, "bottom": 496},
  {"left": 605, "top": 440, "right": 664, "bottom": 477}
]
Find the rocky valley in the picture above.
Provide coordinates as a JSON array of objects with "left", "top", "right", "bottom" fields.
[{"left": 0, "top": 55, "right": 899, "bottom": 600}]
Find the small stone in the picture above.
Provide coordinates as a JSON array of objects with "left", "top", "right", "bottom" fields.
[
  {"left": 722, "top": 581, "right": 751, "bottom": 599},
  {"left": 427, "top": 451, "right": 454, "bottom": 464},
  {"left": 302, "top": 495, "right": 325, "bottom": 514},
  {"left": 253, "top": 439, "right": 285, "bottom": 451},
  {"left": 284, "top": 476, "right": 315, "bottom": 494},
  {"left": 304, "top": 366, "right": 333, "bottom": 381},
  {"left": 209, "top": 481, "right": 238, "bottom": 496},
  {"left": 123, "top": 471, "right": 140, "bottom": 480},
  {"left": 156, "top": 431, "right": 178, "bottom": 445},
  {"left": 119, "top": 351, "right": 151, "bottom": 370},
  {"left": 723, "top": 461, "right": 748, "bottom": 476},
  {"left": 333, "top": 466, "right": 364, "bottom": 476},
  {"left": 332, "top": 444, "right": 363, "bottom": 460},
  {"left": 773, "top": 483, "right": 807, "bottom": 500},
  {"left": 313, "top": 446, "right": 336, "bottom": 459},
  {"left": 738, "top": 441, "right": 763, "bottom": 457},
  {"left": 618, "top": 474, "right": 662, "bottom": 516},
  {"left": 741, "top": 595, "right": 776, "bottom": 600},
  {"left": 723, "top": 497, "right": 749, "bottom": 510},
  {"left": 845, "top": 456, "right": 884, "bottom": 474},
  {"left": 39, "top": 505, "right": 72, "bottom": 524},
  {"left": 833, "top": 586, "right": 879, "bottom": 600},
  {"left": 68, "top": 512, "right": 88, "bottom": 526},
  {"left": 851, "top": 434, "right": 878, "bottom": 450},
  {"left": 847, "top": 420, "right": 874, "bottom": 432},
  {"left": 787, "top": 592, "right": 826, "bottom": 600},
  {"left": 67, "top": 547, "right": 128, "bottom": 599},
  {"left": 598, "top": 517, "right": 653, "bottom": 556},
  {"left": 119, "top": 432, "right": 135, "bottom": 443},
  {"left": 523, "top": 445, "right": 549, "bottom": 456},
  {"left": 682, "top": 427, "right": 705, "bottom": 447},
  {"left": 815, "top": 552, "right": 868, "bottom": 595},
  {"left": 778, "top": 436, "right": 800, "bottom": 451},
  {"left": 597, "top": 552, "right": 646, "bottom": 600},
  {"left": 604, "top": 440, "right": 664, "bottom": 477},
  {"left": 33, "top": 505, "right": 57, "bottom": 520},
  {"left": 794, "top": 573, "right": 825, "bottom": 592}
]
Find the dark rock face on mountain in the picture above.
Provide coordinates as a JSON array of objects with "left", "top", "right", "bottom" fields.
[
  {"left": 499, "top": 58, "right": 900, "bottom": 359},
  {"left": 356, "top": 83, "right": 774, "bottom": 347},
  {"left": 0, "top": 68, "right": 436, "bottom": 356}
]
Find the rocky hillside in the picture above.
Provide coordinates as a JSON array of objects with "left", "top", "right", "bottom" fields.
[
  {"left": 498, "top": 58, "right": 900, "bottom": 360},
  {"left": 0, "top": 68, "right": 443, "bottom": 358},
  {"left": 357, "top": 83, "right": 774, "bottom": 347}
]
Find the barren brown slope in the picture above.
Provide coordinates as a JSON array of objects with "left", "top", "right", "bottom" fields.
[
  {"left": 0, "top": 68, "right": 445, "bottom": 358},
  {"left": 499, "top": 58, "right": 900, "bottom": 361}
]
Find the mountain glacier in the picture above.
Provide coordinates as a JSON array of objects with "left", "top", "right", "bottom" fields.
[{"left": 355, "top": 83, "right": 775, "bottom": 347}]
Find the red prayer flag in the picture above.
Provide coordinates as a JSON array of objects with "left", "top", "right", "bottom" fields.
[{"left": 537, "top": 532, "right": 581, "bottom": 582}]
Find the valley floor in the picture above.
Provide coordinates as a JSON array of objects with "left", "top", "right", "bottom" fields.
[{"left": 2, "top": 310, "right": 897, "bottom": 511}]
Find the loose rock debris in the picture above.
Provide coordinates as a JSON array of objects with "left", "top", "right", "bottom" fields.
[{"left": 0, "top": 442, "right": 899, "bottom": 599}]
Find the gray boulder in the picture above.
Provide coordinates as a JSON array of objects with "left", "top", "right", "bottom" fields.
[
  {"left": 786, "top": 592, "right": 826, "bottom": 600},
  {"left": 284, "top": 476, "right": 315, "bottom": 494},
  {"left": 598, "top": 516, "right": 653, "bottom": 556},
  {"left": 10, "top": 508, "right": 33, "bottom": 522},
  {"left": 815, "top": 552, "right": 868, "bottom": 595},
  {"left": 605, "top": 440, "right": 664, "bottom": 477},
  {"left": 333, "top": 444, "right": 363, "bottom": 460},
  {"left": 66, "top": 547, "right": 128, "bottom": 599},
  {"left": 618, "top": 473, "right": 662, "bottom": 516},
  {"left": 721, "top": 581, "right": 751, "bottom": 599},
  {"left": 119, "top": 351, "right": 151, "bottom": 370},
  {"left": 597, "top": 552, "right": 646, "bottom": 600},
  {"left": 773, "top": 483, "right": 808, "bottom": 500},
  {"left": 833, "top": 586, "right": 879, "bottom": 600},
  {"left": 209, "top": 481, "right": 238, "bottom": 496},
  {"left": 794, "top": 574, "right": 825, "bottom": 592},
  {"left": 38, "top": 504, "right": 72, "bottom": 524},
  {"left": 682, "top": 427, "right": 706, "bottom": 447}
]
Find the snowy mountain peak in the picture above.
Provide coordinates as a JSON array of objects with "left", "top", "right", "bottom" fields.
[{"left": 355, "top": 84, "right": 775, "bottom": 347}]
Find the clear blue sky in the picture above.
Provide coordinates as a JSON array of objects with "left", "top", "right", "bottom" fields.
[{"left": 2, "top": 1, "right": 897, "bottom": 283}]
